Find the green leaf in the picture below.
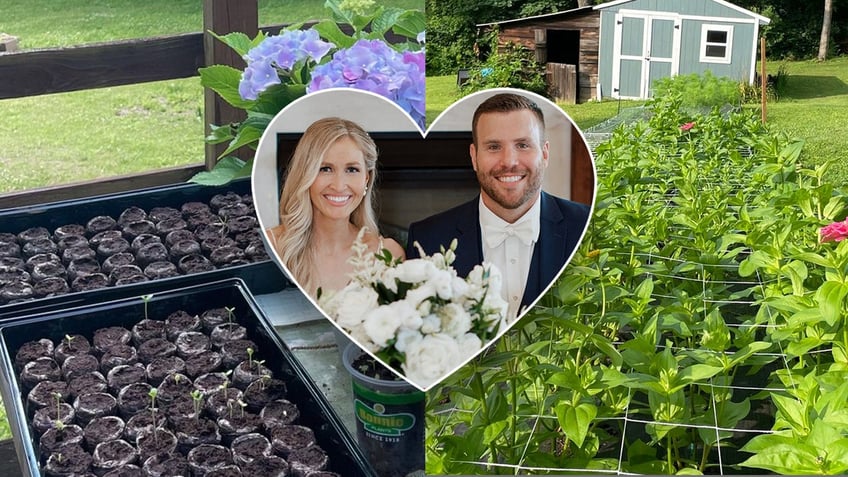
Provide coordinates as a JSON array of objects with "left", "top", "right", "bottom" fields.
[
  {"left": 391, "top": 9, "right": 425, "bottom": 39},
  {"left": 781, "top": 260, "right": 808, "bottom": 296},
  {"left": 188, "top": 157, "right": 250, "bottom": 186},
  {"left": 793, "top": 251, "right": 833, "bottom": 268},
  {"left": 369, "top": 8, "right": 405, "bottom": 37},
  {"left": 323, "top": 0, "right": 354, "bottom": 25},
  {"left": 740, "top": 432, "right": 796, "bottom": 453},
  {"left": 738, "top": 250, "right": 772, "bottom": 277},
  {"left": 313, "top": 19, "right": 357, "bottom": 49},
  {"left": 482, "top": 420, "right": 507, "bottom": 445},
  {"left": 677, "top": 364, "right": 723, "bottom": 385},
  {"left": 815, "top": 281, "right": 848, "bottom": 326},
  {"left": 205, "top": 123, "right": 235, "bottom": 145},
  {"left": 590, "top": 335, "right": 623, "bottom": 368},
  {"left": 779, "top": 140, "right": 805, "bottom": 164},
  {"left": 772, "top": 394, "right": 809, "bottom": 434},
  {"left": 219, "top": 126, "right": 262, "bottom": 158},
  {"left": 824, "top": 196, "right": 848, "bottom": 220},
  {"left": 555, "top": 402, "right": 597, "bottom": 448},
  {"left": 199, "top": 65, "right": 255, "bottom": 109},
  {"left": 208, "top": 31, "right": 260, "bottom": 57},
  {"left": 738, "top": 443, "right": 822, "bottom": 474}
]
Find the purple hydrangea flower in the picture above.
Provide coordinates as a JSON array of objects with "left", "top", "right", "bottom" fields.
[
  {"left": 307, "top": 39, "right": 426, "bottom": 129},
  {"left": 239, "top": 29, "right": 334, "bottom": 100}
]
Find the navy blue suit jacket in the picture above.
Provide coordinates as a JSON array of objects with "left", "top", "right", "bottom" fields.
[{"left": 405, "top": 192, "right": 590, "bottom": 309}]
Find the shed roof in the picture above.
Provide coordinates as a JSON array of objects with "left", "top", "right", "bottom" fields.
[
  {"left": 593, "top": 0, "right": 770, "bottom": 25},
  {"left": 476, "top": 6, "right": 594, "bottom": 28}
]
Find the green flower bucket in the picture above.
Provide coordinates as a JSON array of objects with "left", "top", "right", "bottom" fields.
[{"left": 343, "top": 342, "right": 425, "bottom": 477}]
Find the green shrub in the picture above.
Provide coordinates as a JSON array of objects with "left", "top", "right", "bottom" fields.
[
  {"left": 739, "top": 63, "right": 789, "bottom": 103},
  {"left": 651, "top": 71, "right": 741, "bottom": 108},
  {"left": 459, "top": 42, "right": 548, "bottom": 97}
]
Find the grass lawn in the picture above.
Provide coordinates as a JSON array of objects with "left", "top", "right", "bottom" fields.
[
  {"left": 761, "top": 56, "right": 848, "bottom": 184},
  {"left": 0, "top": 0, "right": 423, "bottom": 194},
  {"left": 425, "top": 74, "right": 640, "bottom": 130}
]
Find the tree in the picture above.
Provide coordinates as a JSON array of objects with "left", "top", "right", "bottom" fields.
[{"left": 818, "top": 0, "right": 834, "bottom": 60}]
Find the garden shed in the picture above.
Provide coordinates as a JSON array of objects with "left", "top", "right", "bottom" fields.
[
  {"left": 596, "top": 0, "right": 770, "bottom": 99},
  {"left": 478, "top": 6, "right": 599, "bottom": 103},
  {"left": 480, "top": 0, "right": 769, "bottom": 101}
]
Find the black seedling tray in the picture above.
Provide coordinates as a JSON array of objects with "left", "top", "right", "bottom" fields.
[
  {"left": 0, "top": 179, "right": 290, "bottom": 320},
  {"left": 0, "top": 279, "right": 375, "bottom": 477}
]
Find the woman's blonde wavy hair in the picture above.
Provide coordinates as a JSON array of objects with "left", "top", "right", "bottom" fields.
[{"left": 276, "top": 117, "right": 379, "bottom": 295}]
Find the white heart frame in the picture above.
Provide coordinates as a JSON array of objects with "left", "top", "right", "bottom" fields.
[{"left": 252, "top": 88, "right": 596, "bottom": 391}]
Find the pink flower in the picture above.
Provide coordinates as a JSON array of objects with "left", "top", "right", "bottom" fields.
[
  {"left": 680, "top": 122, "right": 695, "bottom": 131},
  {"left": 820, "top": 219, "right": 848, "bottom": 243}
]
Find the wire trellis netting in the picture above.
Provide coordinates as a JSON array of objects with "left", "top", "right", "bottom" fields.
[{"left": 426, "top": 96, "right": 848, "bottom": 475}]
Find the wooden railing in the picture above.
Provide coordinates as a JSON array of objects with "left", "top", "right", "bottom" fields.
[{"left": 0, "top": 0, "right": 254, "bottom": 208}]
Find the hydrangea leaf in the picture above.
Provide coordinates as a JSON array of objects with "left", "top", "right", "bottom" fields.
[
  {"left": 205, "top": 123, "right": 235, "bottom": 145},
  {"left": 392, "top": 9, "right": 425, "bottom": 40},
  {"left": 199, "top": 65, "right": 255, "bottom": 110},
  {"left": 252, "top": 84, "right": 307, "bottom": 115},
  {"left": 219, "top": 126, "right": 263, "bottom": 158},
  {"left": 313, "top": 20, "right": 357, "bottom": 49},
  {"left": 370, "top": 8, "right": 405, "bottom": 37},
  {"left": 188, "top": 157, "right": 250, "bottom": 186},
  {"left": 209, "top": 31, "right": 263, "bottom": 57}
]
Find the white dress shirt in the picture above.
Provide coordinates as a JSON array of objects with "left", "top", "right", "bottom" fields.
[{"left": 478, "top": 197, "right": 541, "bottom": 320}]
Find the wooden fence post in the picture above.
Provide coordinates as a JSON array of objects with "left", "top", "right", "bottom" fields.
[{"left": 203, "top": 0, "right": 258, "bottom": 170}]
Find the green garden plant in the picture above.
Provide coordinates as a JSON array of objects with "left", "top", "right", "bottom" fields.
[{"left": 427, "top": 93, "right": 848, "bottom": 475}]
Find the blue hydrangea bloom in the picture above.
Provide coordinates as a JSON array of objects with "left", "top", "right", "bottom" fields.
[
  {"left": 239, "top": 29, "right": 334, "bottom": 100},
  {"left": 307, "top": 39, "right": 426, "bottom": 129}
]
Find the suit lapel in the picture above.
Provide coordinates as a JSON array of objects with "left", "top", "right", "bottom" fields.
[
  {"left": 451, "top": 198, "right": 483, "bottom": 277},
  {"left": 522, "top": 192, "right": 566, "bottom": 306}
]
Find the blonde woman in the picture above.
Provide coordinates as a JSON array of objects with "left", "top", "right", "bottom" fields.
[{"left": 266, "top": 117, "right": 404, "bottom": 297}]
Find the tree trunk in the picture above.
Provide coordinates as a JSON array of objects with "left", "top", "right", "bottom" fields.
[{"left": 818, "top": 0, "right": 833, "bottom": 61}]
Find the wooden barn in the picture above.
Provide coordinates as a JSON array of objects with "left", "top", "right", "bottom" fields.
[
  {"left": 479, "top": 0, "right": 770, "bottom": 102},
  {"left": 478, "top": 6, "right": 599, "bottom": 104}
]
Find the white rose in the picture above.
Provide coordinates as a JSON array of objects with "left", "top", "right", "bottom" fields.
[
  {"left": 451, "top": 275, "right": 469, "bottom": 299},
  {"left": 362, "top": 303, "right": 404, "bottom": 348},
  {"left": 420, "top": 314, "right": 441, "bottom": 334},
  {"left": 334, "top": 286, "right": 379, "bottom": 331},
  {"left": 386, "top": 299, "right": 423, "bottom": 331},
  {"left": 349, "top": 326, "right": 379, "bottom": 353},
  {"left": 439, "top": 303, "right": 472, "bottom": 338},
  {"left": 394, "top": 328, "right": 423, "bottom": 353},
  {"left": 404, "top": 282, "right": 436, "bottom": 309},
  {"left": 402, "top": 333, "right": 462, "bottom": 389},
  {"left": 393, "top": 258, "right": 438, "bottom": 284},
  {"left": 432, "top": 269, "right": 457, "bottom": 300},
  {"left": 457, "top": 333, "right": 482, "bottom": 355}
]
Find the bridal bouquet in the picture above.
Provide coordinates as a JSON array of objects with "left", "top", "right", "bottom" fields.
[{"left": 320, "top": 229, "right": 509, "bottom": 389}]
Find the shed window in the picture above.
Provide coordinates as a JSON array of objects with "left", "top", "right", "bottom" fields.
[{"left": 700, "top": 24, "right": 733, "bottom": 64}]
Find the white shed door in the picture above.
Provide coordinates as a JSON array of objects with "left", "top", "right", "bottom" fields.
[{"left": 611, "top": 12, "right": 681, "bottom": 99}]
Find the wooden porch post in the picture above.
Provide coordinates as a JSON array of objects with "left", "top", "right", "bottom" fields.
[{"left": 203, "top": 0, "right": 258, "bottom": 170}]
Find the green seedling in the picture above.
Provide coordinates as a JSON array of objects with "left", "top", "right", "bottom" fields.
[
  {"left": 141, "top": 294, "right": 153, "bottom": 320},
  {"left": 190, "top": 390, "right": 203, "bottom": 421},
  {"left": 258, "top": 374, "right": 271, "bottom": 391},
  {"left": 53, "top": 392, "right": 63, "bottom": 421},
  {"left": 63, "top": 334, "right": 74, "bottom": 351},
  {"left": 246, "top": 347, "right": 254, "bottom": 369},
  {"left": 225, "top": 306, "right": 236, "bottom": 324},
  {"left": 148, "top": 387, "right": 158, "bottom": 442},
  {"left": 53, "top": 419, "right": 65, "bottom": 432},
  {"left": 220, "top": 370, "right": 233, "bottom": 399},
  {"left": 237, "top": 398, "right": 247, "bottom": 418},
  {"left": 173, "top": 374, "right": 182, "bottom": 385}
]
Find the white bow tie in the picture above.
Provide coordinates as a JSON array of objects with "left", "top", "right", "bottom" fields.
[{"left": 483, "top": 220, "right": 537, "bottom": 248}]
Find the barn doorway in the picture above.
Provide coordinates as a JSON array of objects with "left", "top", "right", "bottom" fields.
[{"left": 546, "top": 29, "right": 580, "bottom": 65}]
